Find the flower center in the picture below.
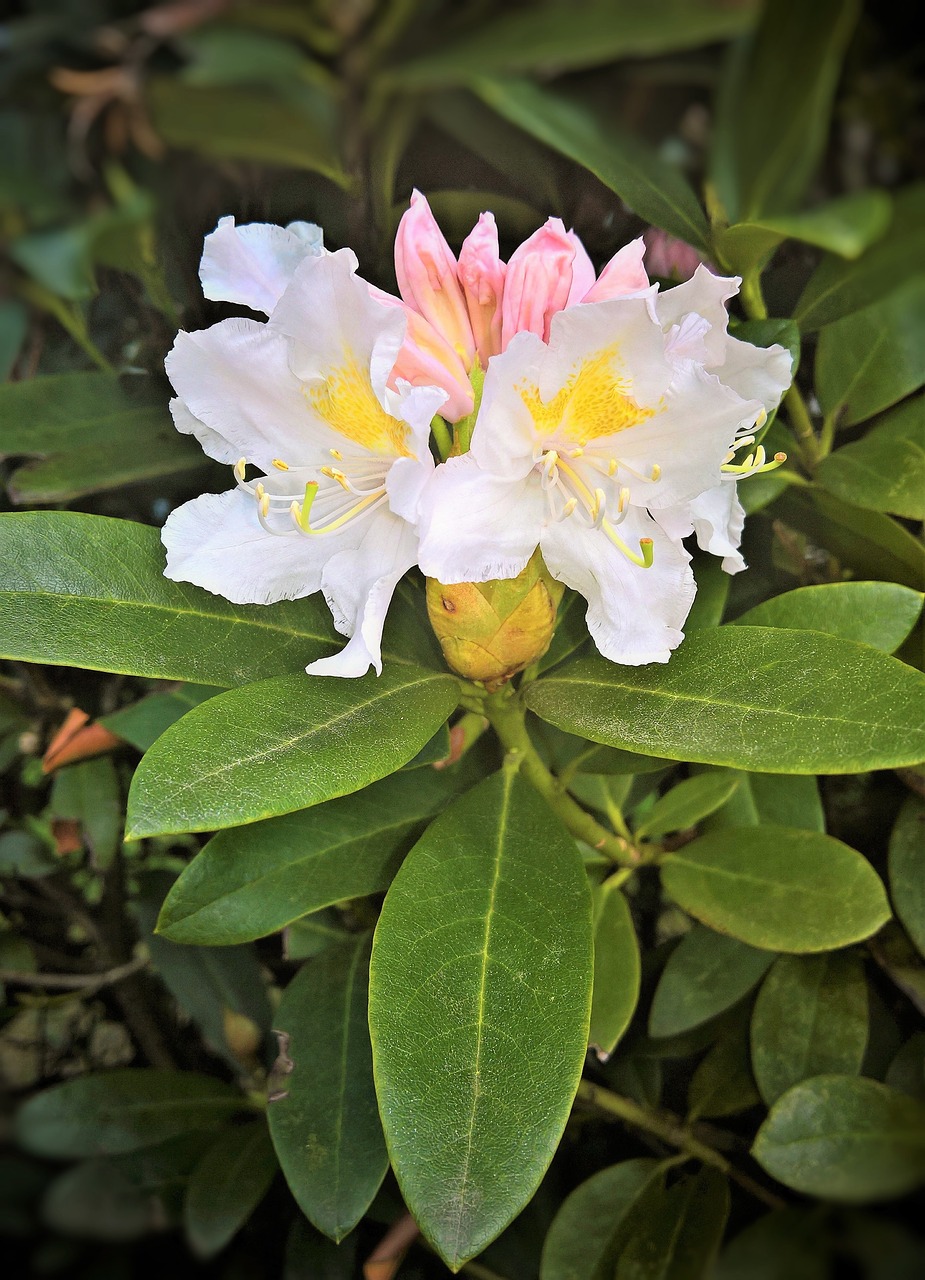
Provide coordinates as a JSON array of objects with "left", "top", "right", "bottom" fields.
[
  {"left": 234, "top": 451, "right": 390, "bottom": 539},
  {"left": 305, "top": 359, "right": 414, "bottom": 458},
  {"left": 518, "top": 344, "right": 657, "bottom": 443}
]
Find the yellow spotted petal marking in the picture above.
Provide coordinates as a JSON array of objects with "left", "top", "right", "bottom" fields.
[
  {"left": 306, "top": 359, "right": 413, "bottom": 457},
  {"left": 519, "top": 344, "right": 656, "bottom": 444}
]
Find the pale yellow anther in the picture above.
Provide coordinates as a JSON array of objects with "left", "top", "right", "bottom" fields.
[
  {"left": 650, "top": 463, "right": 661, "bottom": 482},
  {"left": 321, "top": 466, "right": 351, "bottom": 491},
  {"left": 272, "top": 459, "right": 289, "bottom": 471},
  {"left": 329, "top": 448, "right": 343, "bottom": 460},
  {"left": 593, "top": 488, "right": 606, "bottom": 520},
  {"left": 259, "top": 493, "right": 270, "bottom": 518},
  {"left": 255, "top": 482, "right": 266, "bottom": 500},
  {"left": 561, "top": 497, "right": 578, "bottom": 518},
  {"left": 234, "top": 457, "right": 247, "bottom": 481},
  {"left": 618, "top": 486, "right": 630, "bottom": 513},
  {"left": 756, "top": 409, "right": 768, "bottom": 428},
  {"left": 607, "top": 459, "right": 618, "bottom": 476}
]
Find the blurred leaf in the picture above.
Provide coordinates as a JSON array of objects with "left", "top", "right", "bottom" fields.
[
  {"left": 0, "top": 513, "right": 341, "bottom": 685},
  {"left": 284, "top": 908, "right": 349, "bottom": 960},
  {"left": 636, "top": 772, "right": 741, "bottom": 839},
  {"left": 156, "top": 766, "right": 471, "bottom": 945},
  {"left": 649, "top": 925, "right": 774, "bottom": 1038},
  {"left": 146, "top": 80, "right": 349, "bottom": 186},
  {"left": 0, "top": 830, "right": 58, "bottom": 878},
  {"left": 0, "top": 300, "right": 28, "bottom": 379},
  {"left": 688, "top": 1014, "right": 760, "bottom": 1119},
  {"left": 710, "top": 0, "right": 861, "bottom": 220},
  {"left": 751, "top": 952, "right": 869, "bottom": 1105},
  {"left": 614, "top": 1166, "right": 729, "bottom": 1280},
  {"left": 526, "top": 629, "right": 925, "bottom": 773},
  {"left": 732, "top": 582, "right": 924, "bottom": 654},
  {"left": 661, "top": 825, "right": 891, "bottom": 952},
  {"left": 383, "top": 0, "right": 759, "bottom": 87},
  {"left": 474, "top": 78, "right": 710, "bottom": 251},
  {"left": 0, "top": 373, "right": 203, "bottom": 504},
  {"left": 185, "top": 1122, "right": 277, "bottom": 1258},
  {"left": 816, "top": 398, "right": 925, "bottom": 521},
  {"left": 885, "top": 1034, "right": 925, "bottom": 1102},
  {"left": 539, "top": 1158, "right": 659, "bottom": 1280},
  {"left": 177, "top": 27, "right": 323, "bottom": 89},
  {"left": 714, "top": 1209, "right": 830, "bottom": 1280},
  {"left": 269, "top": 935, "right": 387, "bottom": 1241},
  {"left": 753, "top": 1076, "right": 925, "bottom": 1200},
  {"left": 47, "top": 757, "right": 121, "bottom": 866},
  {"left": 685, "top": 555, "right": 731, "bottom": 631},
  {"left": 794, "top": 183, "right": 925, "bottom": 330},
  {"left": 816, "top": 279, "right": 925, "bottom": 427},
  {"left": 717, "top": 191, "right": 892, "bottom": 275},
  {"left": 284, "top": 1214, "right": 358, "bottom": 1278},
  {"left": 15, "top": 1071, "right": 246, "bottom": 1158},
  {"left": 125, "top": 666, "right": 459, "bottom": 838},
  {"left": 888, "top": 796, "right": 925, "bottom": 962},
  {"left": 100, "top": 684, "right": 221, "bottom": 753},
  {"left": 590, "top": 880, "right": 640, "bottom": 1060},
  {"left": 369, "top": 771, "right": 593, "bottom": 1270}
]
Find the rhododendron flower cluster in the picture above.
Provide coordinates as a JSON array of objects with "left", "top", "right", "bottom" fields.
[{"left": 162, "top": 194, "right": 792, "bottom": 679}]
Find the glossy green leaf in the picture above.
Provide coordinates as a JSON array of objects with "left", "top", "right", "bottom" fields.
[
  {"left": 125, "top": 665, "right": 459, "bottom": 838},
  {"left": 590, "top": 881, "right": 640, "bottom": 1060},
  {"left": 649, "top": 926, "right": 775, "bottom": 1038},
  {"left": 155, "top": 767, "right": 467, "bottom": 946},
  {"left": 816, "top": 279, "right": 925, "bottom": 426},
  {"left": 816, "top": 399, "right": 925, "bottom": 521},
  {"left": 474, "top": 78, "right": 710, "bottom": 251},
  {"left": 526, "top": 628, "right": 925, "bottom": 773},
  {"left": 661, "top": 826, "right": 891, "bottom": 952},
  {"left": 0, "top": 372, "right": 202, "bottom": 502},
  {"left": 101, "top": 684, "right": 221, "bottom": 752},
  {"left": 539, "top": 1158, "right": 659, "bottom": 1280},
  {"left": 794, "top": 183, "right": 925, "bottom": 330},
  {"left": 384, "top": 0, "right": 758, "bottom": 88},
  {"left": 747, "top": 773, "right": 825, "bottom": 833},
  {"left": 750, "top": 953, "right": 869, "bottom": 1105},
  {"left": 714, "top": 1209, "right": 830, "bottom": 1280},
  {"left": 614, "top": 1166, "right": 730, "bottom": 1280},
  {"left": 717, "top": 191, "right": 891, "bottom": 275},
  {"left": 710, "top": 0, "right": 860, "bottom": 219},
  {"left": 14, "top": 1071, "right": 245, "bottom": 1158},
  {"left": 369, "top": 770, "right": 593, "bottom": 1269},
  {"left": 268, "top": 935, "right": 387, "bottom": 1242},
  {"left": 888, "top": 795, "right": 925, "bottom": 961},
  {"left": 732, "top": 582, "right": 923, "bottom": 653},
  {"left": 636, "top": 772, "right": 741, "bottom": 840},
  {"left": 688, "top": 1015, "right": 761, "bottom": 1119},
  {"left": 753, "top": 1076, "right": 925, "bottom": 1200},
  {"left": 0, "top": 513, "right": 341, "bottom": 686},
  {"left": 184, "top": 1122, "right": 277, "bottom": 1258}
]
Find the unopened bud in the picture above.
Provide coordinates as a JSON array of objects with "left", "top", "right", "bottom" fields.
[{"left": 426, "top": 551, "right": 565, "bottom": 689}]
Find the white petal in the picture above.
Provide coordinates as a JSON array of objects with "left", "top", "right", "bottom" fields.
[
  {"left": 469, "top": 330, "right": 548, "bottom": 479},
  {"left": 162, "top": 488, "right": 339, "bottom": 606},
  {"left": 543, "top": 292, "right": 668, "bottom": 407},
  {"left": 689, "top": 481, "right": 747, "bottom": 573},
  {"left": 165, "top": 317, "right": 316, "bottom": 472},
  {"left": 541, "top": 507, "right": 695, "bottom": 665},
  {"left": 417, "top": 456, "right": 544, "bottom": 584},
  {"left": 718, "top": 336, "right": 792, "bottom": 415},
  {"left": 655, "top": 267, "right": 740, "bottom": 367},
  {"left": 200, "top": 217, "right": 324, "bottom": 315},
  {"left": 169, "top": 396, "right": 238, "bottom": 465},
  {"left": 306, "top": 513, "right": 417, "bottom": 677},
  {"left": 386, "top": 454, "right": 435, "bottom": 526}
]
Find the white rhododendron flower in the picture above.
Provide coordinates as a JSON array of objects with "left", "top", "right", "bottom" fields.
[
  {"left": 417, "top": 267, "right": 792, "bottom": 665},
  {"left": 162, "top": 219, "right": 446, "bottom": 677}
]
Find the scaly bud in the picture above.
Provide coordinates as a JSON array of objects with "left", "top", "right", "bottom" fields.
[
  {"left": 426, "top": 550, "right": 565, "bottom": 689},
  {"left": 394, "top": 189, "right": 476, "bottom": 368}
]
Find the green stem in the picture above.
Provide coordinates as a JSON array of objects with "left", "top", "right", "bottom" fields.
[
  {"left": 484, "top": 689, "right": 637, "bottom": 867},
  {"left": 430, "top": 413, "right": 454, "bottom": 461},
  {"left": 19, "top": 280, "right": 113, "bottom": 372},
  {"left": 739, "top": 271, "right": 768, "bottom": 320},
  {"left": 576, "top": 1081, "right": 786, "bottom": 1210},
  {"left": 783, "top": 383, "right": 821, "bottom": 470},
  {"left": 818, "top": 409, "right": 839, "bottom": 460}
]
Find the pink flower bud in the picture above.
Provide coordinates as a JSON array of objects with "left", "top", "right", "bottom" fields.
[
  {"left": 370, "top": 285, "right": 474, "bottom": 422},
  {"left": 458, "top": 212, "right": 507, "bottom": 367},
  {"left": 642, "top": 227, "right": 709, "bottom": 283},
  {"left": 582, "top": 237, "right": 650, "bottom": 302},
  {"left": 501, "top": 218, "right": 594, "bottom": 349},
  {"left": 394, "top": 190, "right": 476, "bottom": 368}
]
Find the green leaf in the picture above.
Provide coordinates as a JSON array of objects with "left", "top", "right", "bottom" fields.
[
  {"left": 717, "top": 192, "right": 892, "bottom": 275},
  {"left": 14, "top": 1071, "right": 245, "bottom": 1158},
  {"left": 685, "top": 554, "right": 731, "bottom": 631},
  {"left": 794, "top": 183, "right": 925, "bottom": 330},
  {"left": 368, "top": 770, "right": 593, "bottom": 1269},
  {"left": 714, "top": 1209, "right": 830, "bottom": 1280},
  {"left": 184, "top": 1122, "right": 277, "bottom": 1258},
  {"left": 146, "top": 79, "right": 349, "bottom": 186},
  {"left": 525, "top": 628, "right": 925, "bottom": 773},
  {"left": 636, "top": 772, "right": 741, "bottom": 839},
  {"left": 473, "top": 78, "right": 710, "bottom": 251},
  {"left": 614, "top": 1166, "right": 730, "bottom": 1280},
  {"left": 155, "top": 766, "right": 468, "bottom": 946},
  {"left": 284, "top": 908, "right": 349, "bottom": 960},
  {"left": 816, "top": 279, "right": 925, "bottom": 426},
  {"left": 753, "top": 1076, "right": 925, "bottom": 1200},
  {"left": 125, "top": 664, "right": 459, "bottom": 838},
  {"left": 746, "top": 773, "right": 825, "bottom": 833},
  {"left": 384, "top": 0, "right": 758, "bottom": 88},
  {"left": 750, "top": 953, "right": 869, "bottom": 1105},
  {"left": 539, "top": 1158, "right": 659, "bottom": 1280},
  {"left": 47, "top": 757, "right": 122, "bottom": 867},
  {"left": 0, "top": 298, "right": 28, "bottom": 379},
  {"left": 268, "top": 935, "right": 387, "bottom": 1242},
  {"left": 688, "top": 1014, "right": 760, "bottom": 1119},
  {"left": 0, "top": 513, "right": 340, "bottom": 686},
  {"left": 661, "top": 826, "right": 891, "bottom": 952},
  {"left": 100, "top": 684, "right": 222, "bottom": 752},
  {"left": 0, "top": 372, "right": 202, "bottom": 502},
  {"left": 816, "top": 398, "right": 925, "bottom": 521},
  {"left": 710, "top": 0, "right": 860, "bottom": 220},
  {"left": 648, "top": 926, "right": 775, "bottom": 1038},
  {"left": 888, "top": 796, "right": 925, "bottom": 961},
  {"left": 590, "top": 881, "right": 640, "bottom": 1060},
  {"left": 732, "top": 582, "right": 924, "bottom": 654}
]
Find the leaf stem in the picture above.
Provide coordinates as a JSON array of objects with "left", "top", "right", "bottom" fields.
[{"left": 484, "top": 688, "right": 638, "bottom": 868}]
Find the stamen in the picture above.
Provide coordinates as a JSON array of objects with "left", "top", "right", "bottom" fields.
[
  {"left": 600, "top": 520, "right": 654, "bottom": 568},
  {"left": 321, "top": 466, "right": 352, "bottom": 491},
  {"left": 290, "top": 481, "right": 387, "bottom": 536},
  {"left": 272, "top": 458, "right": 289, "bottom": 471},
  {"left": 559, "top": 498, "right": 578, "bottom": 520},
  {"left": 592, "top": 488, "right": 606, "bottom": 527},
  {"left": 329, "top": 448, "right": 343, "bottom": 460},
  {"left": 234, "top": 457, "right": 247, "bottom": 482}
]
